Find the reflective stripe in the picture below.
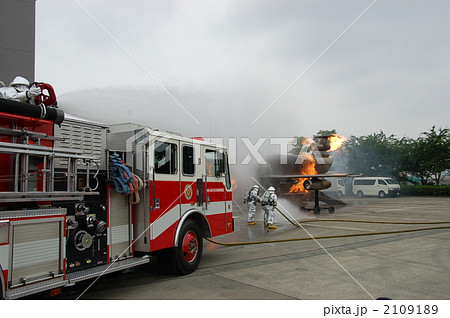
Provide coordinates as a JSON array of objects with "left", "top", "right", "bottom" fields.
[
  {"left": 204, "top": 201, "right": 227, "bottom": 216},
  {"left": 151, "top": 206, "right": 179, "bottom": 239},
  {"left": 151, "top": 202, "right": 227, "bottom": 240}
]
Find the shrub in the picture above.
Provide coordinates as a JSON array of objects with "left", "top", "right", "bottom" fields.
[{"left": 400, "top": 185, "right": 450, "bottom": 196}]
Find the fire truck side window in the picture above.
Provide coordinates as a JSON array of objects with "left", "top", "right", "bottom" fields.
[
  {"left": 154, "top": 141, "right": 177, "bottom": 174},
  {"left": 182, "top": 145, "right": 195, "bottom": 176},
  {"left": 205, "top": 149, "right": 227, "bottom": 178},
  {"left": 205, "top": 149, "right": 218, "bottom": 177}
]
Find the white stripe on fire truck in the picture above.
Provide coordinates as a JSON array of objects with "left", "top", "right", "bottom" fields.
[
  {"left": 203, "top": 201, "right": 228, "bottom": 217},
  {"left": 151, "top": 206, "right": 179, "bottom": 240},
  {"left": 150, "top": 202, "right": 229, "bottom": 239},
  {"left": 0, "top": 244, "right": 8, "bottom": 271}
]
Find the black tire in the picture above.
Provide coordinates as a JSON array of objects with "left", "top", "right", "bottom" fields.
[
  {"left": 357, "top": 191, "right": 364, "bottom": 198},
  {"left": 155, "top": 248, "right": 177, "bottom": 274},
  {"left": 378, "top": 191, "right": 386, "bottom": 198},
  {"left": 328, "top": 207, "right": 335, "bottom": 214},
  {"left": 313, "top": 206, "right": 321, "bottom": 215},
  {"left": 175, "top": 219, "right": 203, "bottom": 275}
]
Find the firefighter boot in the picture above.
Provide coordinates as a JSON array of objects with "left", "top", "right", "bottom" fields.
[{"left": 267, "top": 224, "right": 277, "bottom": 230}]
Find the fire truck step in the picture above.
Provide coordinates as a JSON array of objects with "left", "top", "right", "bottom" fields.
[
  {"left": 6, "top": 277, "right": 66, "bottom": 300},
  {"left": 66, "top": 257, "right": 151, "bottom": 284}
]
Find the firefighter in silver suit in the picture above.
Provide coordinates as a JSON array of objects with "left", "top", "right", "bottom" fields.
[
  {"left": 262, "top": 186, "right": 277, "bottom": 229},
  {"left": 0, "top": 76, "right": 41, "bottom": 103},
  {"left": 246, "top": 185, "right": 261, "bottom": 225}
]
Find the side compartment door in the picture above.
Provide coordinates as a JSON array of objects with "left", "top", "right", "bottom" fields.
[
  {"left": 131, "top": 140, "right": 151, "bottom": 253},
  {"left": 9, "top": 217, "right": 64, "bottom": 288}
]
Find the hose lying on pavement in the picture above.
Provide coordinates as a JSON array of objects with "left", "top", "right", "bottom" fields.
[
  {"left": 205, "top": 207, "right": 450, "bottom": 246},
  {"left": 205, "top": 226, "right": 450, "bottom": 246},
  {"left": 274, "top": 206, "right": 450, "bottom": 227}
]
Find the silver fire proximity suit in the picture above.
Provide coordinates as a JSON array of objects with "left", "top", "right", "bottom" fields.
[
  {"left": 0, "top": 76, "right": 41, "bottom": 103},
  {"left": 262, "top": 187, "right": 277, "bottom": 229},
  {"left": 247, "top": 186, "right": 260, "bottom": 224}
]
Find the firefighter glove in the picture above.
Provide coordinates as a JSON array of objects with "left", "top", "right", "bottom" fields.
[{"left": 28, "top": 86, "right": 42, "bottom": 97}]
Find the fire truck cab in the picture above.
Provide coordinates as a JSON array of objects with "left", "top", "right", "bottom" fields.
[{"left": 0, "top": 97, "right": 235, "bottom": 299}]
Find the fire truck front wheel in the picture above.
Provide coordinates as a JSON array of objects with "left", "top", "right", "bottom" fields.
[{"left": 175, "top": 219, "right": 203, "bottom": 275}]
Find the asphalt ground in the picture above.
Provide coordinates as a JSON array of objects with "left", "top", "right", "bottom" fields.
[{"left": 25, "top": 195, "right": 450, "bottom": 300}]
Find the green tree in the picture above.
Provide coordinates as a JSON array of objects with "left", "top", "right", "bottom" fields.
[
  {"left": 343, "top": 131, "right": 403, "bottom": 179},
  {"left": 401, "top": 126, "right": 450, "bottom": 185}
]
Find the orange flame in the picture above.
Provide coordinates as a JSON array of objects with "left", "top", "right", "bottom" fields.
[
  {"left": 288, "top": 134, "right": 346, "bottom": 193},
  {"left": 231, "top": 178, "right": 238, "bottom": 191},
  {"left": 289, "top": 153, "right": 317, "bottom": 193},
  {"left": 206, "top": 162, "right": 214, "bottom": 177},
  {"left": 328, "top": 134, "right": 347, "bottom": 152}
]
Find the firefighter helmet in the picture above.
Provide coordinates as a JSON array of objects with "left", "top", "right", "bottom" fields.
[{"left": 10, "top": 76, "right": 30, "bottom": 87}]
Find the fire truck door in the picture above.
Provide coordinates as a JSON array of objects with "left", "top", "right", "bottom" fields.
[
  {"left": 150, "top": 139, "right": 181, "bottom": 243},
  {"left": 223, "top": 152, "right": 233, "bottom": 232},
  {"left": 180, "top": 143, "right": 199, "bottom": 215},
  {"left": 203, "top": 147, "right": 227, "bottom": 235}
]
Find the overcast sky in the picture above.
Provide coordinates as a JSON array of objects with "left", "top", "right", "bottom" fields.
[{"left": 35, "top": 0, "right": 449, "bottom": 142}]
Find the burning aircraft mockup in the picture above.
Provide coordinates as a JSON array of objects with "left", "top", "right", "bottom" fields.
[{"left": 259, "top": 134, "right": 359, "bottom": 214}]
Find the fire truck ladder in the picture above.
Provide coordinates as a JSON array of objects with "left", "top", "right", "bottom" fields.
[{"left": 0, "top": 137, "right": 99, "bottom": 202}]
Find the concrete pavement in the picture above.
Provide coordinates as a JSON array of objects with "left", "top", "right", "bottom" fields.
[{"left": 27, "top": 196, "right": 450, "bottom": 300}]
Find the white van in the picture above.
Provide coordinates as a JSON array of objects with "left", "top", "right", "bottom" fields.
[
  {"left": 352, "top": 177, "right": 400, "bottom": 198},
  {"left": 323, "top": 178, "right": 346, "bottom": 198}
]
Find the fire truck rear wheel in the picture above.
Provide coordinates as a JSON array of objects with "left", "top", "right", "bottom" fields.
[{"left": 175, "top": 219, "right": 203, "bottom": 275}]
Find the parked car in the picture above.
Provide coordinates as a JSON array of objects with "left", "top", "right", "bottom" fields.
[
  {"left": 322, "top": 178, "right": 346, "bottom": 198},
  {"left": 352, "top": 177, "right": 400, "bottom": 198}
]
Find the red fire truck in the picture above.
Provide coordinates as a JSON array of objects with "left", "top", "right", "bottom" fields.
[{"left": 0, "top": 92, "right": 236, "bottom": 299}]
